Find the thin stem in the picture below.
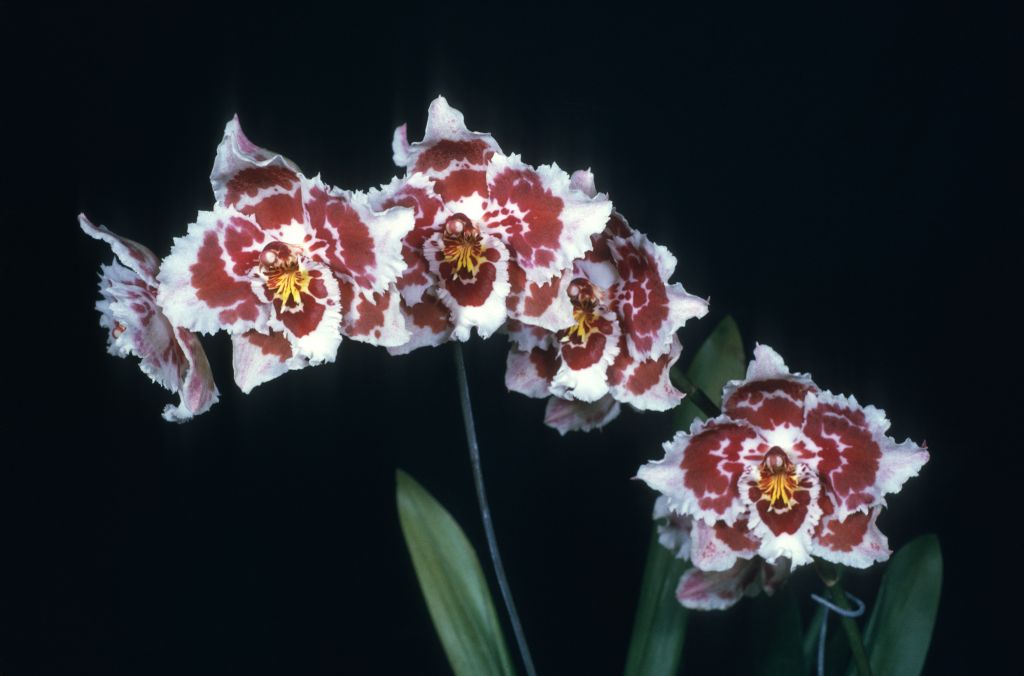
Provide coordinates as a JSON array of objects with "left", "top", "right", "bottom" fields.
[
  {"left": 669, "top": 368, "right": 722, "bottom": 419},
  {"left": 828, "top": 581, "right": 873, "bottom": 676},
  {"left": 816, "top": 561, "right": 873, "bottom": 676},
  {"left": 453, "top": 343, "right": 538, "bottom": 676}
]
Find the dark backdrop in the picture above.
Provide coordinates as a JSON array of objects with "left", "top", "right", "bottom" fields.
[{"left": 2, "top": 2, "right": 1011, "bottom": 674}]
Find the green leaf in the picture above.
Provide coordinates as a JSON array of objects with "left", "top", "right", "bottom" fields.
[
  {"left": 623, "top": 530, "right": 691, "bottom": 676},
  {"left": 396, "top": 470, "right": 516, "bottom": 676},
  {"left": 749, "top": 588, "right": 804, "bottom": 676},
  {"left": 802, "top": 604, "right": 851, "bottom": 676},
  {"left": 625, "top": 316, "right": 745, "bottom": 676},
  {"left": 673, "top": 315, "right": 746, "bottom": 429},
  {"left": 855, "top": 534, "right": 943, "bottom": 676}
]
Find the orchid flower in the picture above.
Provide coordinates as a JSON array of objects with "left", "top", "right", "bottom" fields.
[
  {"left": 80, "top": 215, "right": 219, "bottom": 421},
  {"left": 504, "top": 171, "right": 709, "bottom": 433},
  {"left": 157, "top": 118, "right": 415, "bottom": 392},
  {"left": 638, "top": 345, "right": 929, "bottom": 576},
  {"left": 373, "top": 97, "right": 613, "bottom": 350}
]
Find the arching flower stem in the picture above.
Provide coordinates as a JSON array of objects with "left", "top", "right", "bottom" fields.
[
  {"left": 453, "top": 343, "right": 538, "bottom": 676},
  {"left": 815, "top": 561, "right": 874, "bottom": 676}
]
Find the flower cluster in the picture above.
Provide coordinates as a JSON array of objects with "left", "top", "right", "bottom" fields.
[
  {"left": 638, "top": 345, "right": 929, "bottom": 609},
  {"left": 81, "top": 97, "right": 707, "bottom": 429}
]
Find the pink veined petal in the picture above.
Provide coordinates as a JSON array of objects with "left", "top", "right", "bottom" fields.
[
  {"left": 654, "top": 496, "right": 693, "bottom": 560},
  {"left": 543, "top": 395, "right": 621, "bottom": 435},
  {"left": 84, "top": 217, "right": 219, "bottom": 421},
  {"left": 803, "top": 389, "right": 929, "bottom": 519},
  {"left": 368, "top": 174, "right": 444, "bottom": 305},
  {"left": 304, "top": 179, "right": 414, "bottom": 297},
  {"left": 165, "top": 327, "right": 219, "bottom": 422},
  {"left": 256, "top": 260, "right": 342, "bottom": 365},
  {"left": 689, "top": 518, "right": 760, "bottom": 572},
  {"left": 338, "top": 283, "right": 410, "bottom": 348},
  {"left": 424, "top": 231, "right": 511, "bottom": 341},
  {"left": 607, "top": 335, "right": 685, "bottom": 411},
  {"left": 637, "top": 416, "right": 764, "bottom": 526},
  {"left": 396, "top": 96, "right": 503, "bottom": 178},
  {"left": 506, "top": 262, "right": 575, "bottom": 332},
  {"left": 386, "top": 295, "right": 454, "bottom": 355},
  {"left": 723, "top": 344, "right": 819, "bottom": 432},
  {"left": 609, "top": 231, "right": 708, "bottom": 361},
  {"left": 79, "top": 214, "right": 160, "bottom": 284},
  {"left": 550, "top": 312, "right": 621, "bottom": 403},
  {"left": 569, "top": 168, "right": 597, "bottom": 197},
  {"left": 505, "top": 345, "right": 559, "bottom": 399},
  {"left": 486, "top": 154, "right": 612, "bottom": 285},
  {"left": 231, "top": 330, "right": 308, "bottom": 394},
  {"left": 158, "top": 208, "right": 272, "bottom": 335},
  {"left": 811, "top": 496, "right": 891, "bottom": 568},
  {"left": 209, "top": 115, "right": 299, "bottom": 205},
  {"left": 505, "top": 319, "right": 556, "bottom": 352},
  {"left": 675, "top": 558, "right": 763, "bottom": 611},
  {"left": 740, "top": 462, "right": 822, "bottom": 567}
]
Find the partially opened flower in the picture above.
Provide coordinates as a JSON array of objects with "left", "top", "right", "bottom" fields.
[
  {"left": 505, "top": 171, "right": 709, "bottom": 433},
  {"left": 80, "top": 215, "right": 219, "bottom": 421},
  {"left": 638, "top": 345, "right": 929, "bottom": 573},
  {"left": 654, "top": 497, "right": 790, "bottom": 610},
  {"left": 158, "top": 118, "right": 414, "bottom": 391},
  {"left": 378, "top": 96, "right": 613, "bottom": 347}
]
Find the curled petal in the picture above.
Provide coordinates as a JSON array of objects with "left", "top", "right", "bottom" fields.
[
  {"left": 550, "top": 313, "right": 621, "bottom": 403},
  {"left": 609, "top": 231, "right": 708, "bottom": 360},
  {"left": 83, "top": 216, "right": 219, "bottom": 421},
  {"left": 231, "top": 330, "right": 307, "bottom": 394},
  {"left": 803, "top": 390, "right": 929, "bottom": 519},
  {"left": 740, "top": 463, "right": 822, "bottom": 567},
  {"left": 79, "top": 214, "right": 160, "bottom": 284},
  {"left": 811, "top": 497, "right": 890, "bottom": 568},
  {"left": 158, "top": 208, "right": 271, "bottom": 336},
  {"left": 607, "top": 335, "right": 685, "bottom": 411},
  {"left": 543, "top": 395, "right": 621, "bottom": 435},
  {"left": 638, "top": 417, "right": 763, "bottom": 526},
  {"left": 210, "top": 116, "right": 303, "bottom": 225},
  {"left": 505, "top": 345, "right": 558, "bottom": 399},
  {"left": 486, "top": 154, "right": 612, "bottom": 284},
  {"left": 386, "top": 295, "right": 454, "bottom": 355},
  {"left": 396, "top": 96, "right": 502, "bottom": 181},
  {"left": 305, "top": 181, "right": 414, "bottom": 297},
  {"left": 506, "top": 262, "right": 575, "bottom": 332},
  {"left": 424, "top": 231, "right": 511, "bottom": 341},
  {"left": 675, "top": 558, "right": 763, "bottom": 611},
  {"left": 339, "top": 284, "right": 410, "bottom": 348},
  {"left": 723, "top": 344, "right": 818, "bottom": 431},
  {"left": 689, "top": 518, "right": 760, "bottom": 572}
]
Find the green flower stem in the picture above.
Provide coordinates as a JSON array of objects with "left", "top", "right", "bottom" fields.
[
  {"left": 670, "top": 368, "right": 723, "bottom": 418},
  {"left": 454, "top": 343, "right": 538, "bottom": 676},
  {"left": 816, "top": 560, "right": 873, "bottom": 676}
]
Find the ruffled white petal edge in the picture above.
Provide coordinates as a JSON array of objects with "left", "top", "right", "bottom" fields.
[
  {"left": 162, "top": 328, "right": 219, "bottom": 421},
  {"left": 262, "top": 260, "right": 343, "bottom": 365},
  {"left": 505, "top": 347, "right": 555, "bottom": 399},
  {"left": 230, "top": 330, "right": 308, "bottom": 394},
  {"left": 424, "top": 233, "right": 511, "bottom": 341},
  {"left": 550, "top": 315, "right": 621, "bottom": 403},
  {"left": 394, "top": 96, "right": 503, "bottom": 172},
  {"left": 811, "top": 505, "right": 891, "bottom": 568},
  {"left": 79, "top": 214, "right": 160, "bottom": 284},
  {"left": 740, "top": 463, "right": 822, "bottom": 568},
  {"left": 609, "top": 336, "right": 685, "bottom": 411},
  {"left": 689, "top": 520, "right": 759, "bottom": 572},
  {"left": 675, "top": 559, "right": 759, "bottom": 611}
]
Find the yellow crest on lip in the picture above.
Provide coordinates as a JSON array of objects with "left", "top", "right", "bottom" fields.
[{"left": 267, "top": 267, "right": 312, "bottom": 307}]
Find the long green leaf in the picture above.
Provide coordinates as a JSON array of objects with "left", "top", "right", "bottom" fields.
[
  {"left": 396, "top": 470, "right": 516, "bottom": 676},
  {"left": 625, "top": 316, "right": 745, "bottom": 676},
  {"left": 854, "top": 534, "right": 942, "bottom": 676},
  {"left": 749, "top": 588, "right": 804, "bottom": 675}
]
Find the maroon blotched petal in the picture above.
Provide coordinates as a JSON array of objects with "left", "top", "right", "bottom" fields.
[
  {"left": 543, "top": 395, "right": 621, "bottom": 435},
  {"left": 689, "top": 518, "right": 760, "bottom": 572},
  {"left": 394, "top": 97, "right": 501, "bottom": 187},
  {"left": 231, "top": 330, "right": 307, "bottom": 394},
  {"left": 505, "top": 345, "right": 559, "bottom": 399},
  {"left": 505, "top": 261, "right": 575, "bottom": 333},
  {"left": 607, "top": 334, "right": 685, "bottom": 411},
  {"left": 811, "top": 494, "right": 890, "bottom": 568},
  {"left": 338, "top": 283, "right": 410, "bottom": 348},
  {"left": 387, "top": 295, "right": 454, "bottom": 355}
]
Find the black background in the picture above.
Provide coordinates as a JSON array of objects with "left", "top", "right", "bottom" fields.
[{"left": 2, "top": 2, "right": 1012, "bottom": 674}]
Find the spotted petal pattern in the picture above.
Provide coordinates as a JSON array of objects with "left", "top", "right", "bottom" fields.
[{"left": 639, "top": 344, "right": 929, "bottom": 576}]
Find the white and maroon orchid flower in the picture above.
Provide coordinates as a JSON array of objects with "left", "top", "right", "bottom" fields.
[
  {"left": 638, "top": 345, "right": 929, "bottom": 572},
  {"left": 80, "top": 214, "right": 219, "bottom": 421},
  {"left": 157, "top": 117, "right": 415, "bottom": 391},
  {"left": 505, "top": 171, "right": 709, "bottom": 432},
  {"left": 381, "top": 97, "right": 613, "bottom": 346}
]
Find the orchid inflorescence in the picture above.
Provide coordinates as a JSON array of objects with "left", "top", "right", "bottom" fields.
[{"left": 81, "top": 97, "right": 929, "bottom": 624}]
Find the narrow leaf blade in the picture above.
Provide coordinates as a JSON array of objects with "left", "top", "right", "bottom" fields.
[
  {"left": 396, "top": 470, "right": 516, "bottom": 676},
  {"left": 857, "top": 534, "right": 942, "bottom": 676}
]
